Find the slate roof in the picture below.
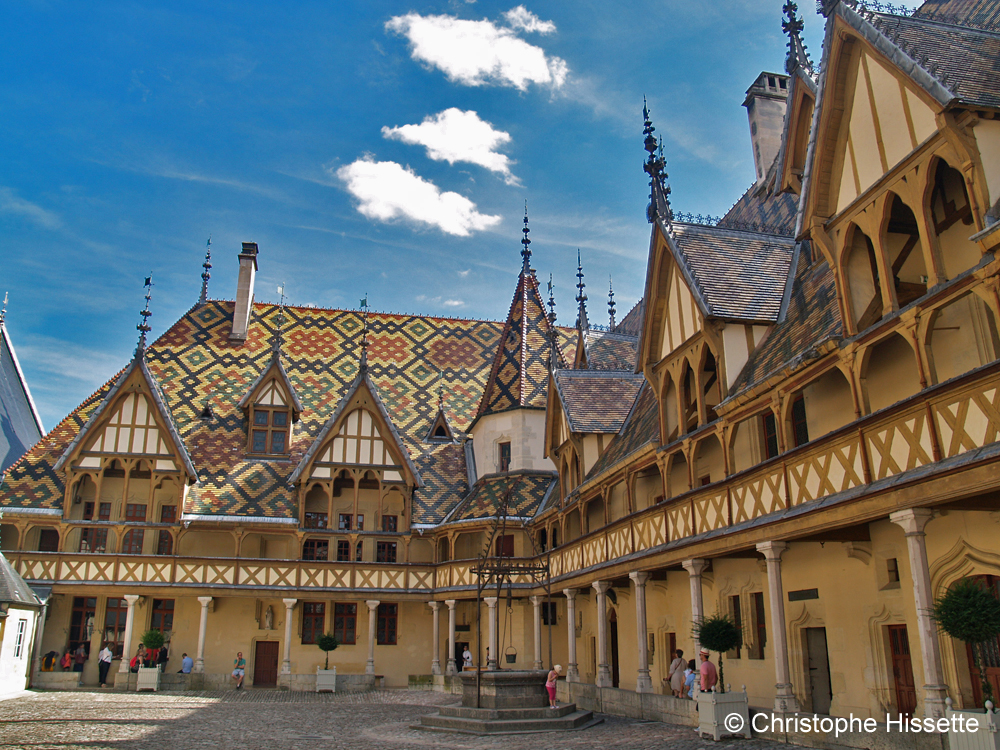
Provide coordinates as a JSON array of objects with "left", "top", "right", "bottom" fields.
[
  {"left": 580, "top": 330, "right": 638, "bottom": 371},
  {"left": 718, "top": 185, "right": 798, "bottom": 237},
  {"left": 553, "top": 370, "right": 645, "bottom": 434},
  {"left": 445, "top": 471, "right": 556, "bottom": 522},
  {"left": 585, "top": 382, "right": 659, "bottom": 480},
  {"left": 913, "top": 0, "right": 1000, "bottom": 31},
  {"left": 729, "top": 246, "right": 845, "bottom": 397},
  {"left": 613, "top": 299, "right": 644, "bottom": 337},
  {"left": 0, "top": 324, "right": 44, "bottom": 474},
  {"left": 0, "top": 552, "right": 42, "bottom": 607},
  {"left": 671, "top": 223, "right": 797, "bottom": 323}
]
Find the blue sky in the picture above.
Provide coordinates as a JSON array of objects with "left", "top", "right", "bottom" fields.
[{"left": 1, "top": 0, "right": 827, "bottom": 429}]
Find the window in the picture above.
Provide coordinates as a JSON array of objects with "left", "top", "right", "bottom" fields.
[
  {"left": 151, "top": 599, "right": 174, "bottom": 633},
  {"left": 541, "top": 601, "right": 558, "bottom": 626},
  {"left": 381, "top": 515, "right": 398, "bottom": 533},
  {"left": 336, "top": 540, "right": 351, "bottom": 562},
  {"left": 750, "top": 592, "right": 766, "bottom": 659},
  {"left": 377, "top": 603, "right": 397, "bottom": 645},
  {"left": 499, "top": 441, "right": 511, "bottom": 472},
  {"left": 338, "top": 514, "right": 353, "bottom": 531},
  {"left": 14, "top": 619, "right": 27, "bottom": 658},
  {"left": 538, "top": 528, "right": 547, "bottom": 552},
  {"left": 249, "top": 406, "right": 291, "bottom": 456},
  {"left": 79, "top": 528, "right": 108, "bottom": 553},
  {"left": 38, "top": 528, "right": 59, "bottom": 552},
  {"left": 791, "top": 396, "right": 809, "bottom": 447},
  {"left": 355, "top": 541, "right": 363, "bottom": 562},
  {"left": 104, "top": 598, "right": 128, "bottom": 657},
  {"left": 156, "top": 530, "right": 173, "bottom": 556},
  {"left": 334, "top": 603, "right": 357, "bottom": 644},
  {"left": 160, "top": 505, "right": 177, "bottom": 523},
  {"left": 125, "top": 504, "right": 147, "bottom": 522},
  {"left": 728, "top": 595, "right": 742, "bottom": 659},
  {"left": 303, "top": 539, "right": 329, "bottom": 561},
  {"left": 887, "top": 558, "right": 900, "bottom": 583},
  {"left": 495, "top": 535, "right": 514, "bottom": 558},
  {"left": 763, "top": 412, "right": 779, "bottom": 459},
  {"left": 121, "top": 529, "right": 144, "bottom": 554},
  {"left": 376, "top": 541, "right": 397, "bottom": 563},
  {"left": 302, "top": 602, "right": 325, "bottom": 645},
  {"left": 69, "top": 597, "right": 97, "bottom": 653},
  {"left": 356, "top": 514, "right": 364, "bottom": 531},
  {"left": 305, "top": 512, "right": 328, "bottom": 529},
  {"left": 551, "top": 527, "right": 558, "bottom": 548}
]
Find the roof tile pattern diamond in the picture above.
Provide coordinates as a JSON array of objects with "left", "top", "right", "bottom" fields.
[
  {"left": 448, "top": 471, "right": 556, "bottom": 522},
  {"left": 554, "top": 371, "right": 645, "bottom": 433}
]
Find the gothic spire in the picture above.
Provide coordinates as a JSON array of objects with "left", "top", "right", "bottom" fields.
[
  {"left": 608, "top": 275, "right": 616, "bottom": 329},
  {"left": 547, "top": 274, "right": 560, "bottom": 372},
  {"left": 782, "top": 1, "right": 814, "bottom": 75},
  {"left": 521, "top": 202, "right": 532, "bottom": 275},
  {"left": 199, "top": 236, "right": 213, "bottom": 305},
  {"left": 273, "top": 283, "right": 287, "bottom": 355},
  {"left": 546, "top": 274, "right": 556, "bottom": 326},
  {"left": 642, "top": 97, "right": 670, "bottom": 224},
  {"left": 575, "top": 249, "right": 589, "bottom": 332},
  {"left": 136, "top": 275, "right": 153, "bottom": 357}
]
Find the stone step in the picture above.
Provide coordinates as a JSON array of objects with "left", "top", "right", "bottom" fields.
[
  {"left": 437, "top": 703, "right": 577, "bottom": 720},
  {"left": 414, "top": 709, "right": 603, "bottom": 735}
]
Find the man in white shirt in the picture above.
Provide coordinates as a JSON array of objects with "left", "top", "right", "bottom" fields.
[
  {"left": 462, "top": 647, "right": 473, "bottom": 669},
  {"left": 180, "top": 653, "right": 194, "bottom": 674},
  {"left": 98, "top": 645, "right": 114, "bottom": 687}
]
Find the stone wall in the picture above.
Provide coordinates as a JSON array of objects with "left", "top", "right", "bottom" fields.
[
  {"left": 278, "top": 673, "right": 376, "bottom": 692},
  {"left": 31, "top": 672, "right": 81, "bottom": 690}
]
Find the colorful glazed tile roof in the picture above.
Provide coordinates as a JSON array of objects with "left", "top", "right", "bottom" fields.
[
  {"left": 718, "top": 184, "right": 798, "bottom": 237},
  {"left": 585, "top": 382, "right": 659, "bottom": 480},
  {"left": 474, "top": 270, "right": 566, "bottom": 422},
  {"left": 445, "top": 470, "right": 556, "bottom": 522},
  {"left": 915, "top": 0, "right": 1000, "bottom": 28},
  {"left": 553, "top": 370, "right": 645, "bottom": 434},
  {"left": 580, "top": 330, "right": 638, "bottom": 371}
]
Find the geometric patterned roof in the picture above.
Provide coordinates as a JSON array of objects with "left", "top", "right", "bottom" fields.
[
  {"left": 553, "top": 370, "right": 645, "bottom": 434},
  {"left": 445, "top": 470, "right": 556, "bottom": 523},
  {"left": 580, "top": 330, "right": 639, "bottom": 371},
  {"left": 718, "top": 184, "right": 798, "bottom": 237}
]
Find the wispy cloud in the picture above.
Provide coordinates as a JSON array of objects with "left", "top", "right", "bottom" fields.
[
  {"left": 458, "top": 269, "right": 471, "bottom": 278},
  {"left": 416, "top": 294, "right": 465, "bottom": 308},
  {"left": 385, "top": 9, "right": 567, "bottom": 90},
  {"left": 334, "top": 156, "right": 501, "bottom": 237},
  {"left": 503, "top": 6, "right": 555, "bottom": 34},
  {"left": 0, "top": 187, "right": 62, "bottom": 230},
  {"left": 382, "top": 108, "right": 519, "bottom": 186}
]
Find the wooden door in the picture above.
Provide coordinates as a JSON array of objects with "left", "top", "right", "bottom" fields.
[
  {"left": 888, "top": 625, "right": 916, "bottom": 717},
  {"left": 609, "top": 609, "right": 620, "bottom": 688},
  {"left": 253, "top": 641, "right": 279, "bottom": 686},
  {"left": 806, "top": 627, "right": 833, "bottom": 715}
]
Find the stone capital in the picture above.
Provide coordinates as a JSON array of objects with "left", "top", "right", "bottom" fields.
[
  {"left": 889, "top": 508, "right": 934, "bottom": 536},
  {"left": 484, "top": 596, "right": 498, "bottom": 608},
  {"left": 282, "top": 598, "right": 297, "bottom": 609},
  {"left": 445, "top": 599, "right": 457, "bottom": 610},
  {"left": 427, "top": 601, "right": 441, "bottom": 612},
  {"left": 756, "top": 541, "right": 789, "bottom": 562},
  {"left": 562, "top": 588, "right": 577, "bottom": 602},
  {"left": 365, "top": 600, "right": 380, "bottom": 612},
  {"left": 124, "top": 594, "right": 142, "bottom": 607},
  {"left": 592, "top": 580, "right": 610, "bottom": 595},
  {"left": 682, "top": 558, "right": 709, "bottom": 576},
  {"left": 629, "top": 571, "right": 650, "bottom": 587},
  {"left": 197, "top": 596, "right": 214, "bottom": 606},
  {"left": 528, "top": 595, "right": 544, "bottom": 607}
]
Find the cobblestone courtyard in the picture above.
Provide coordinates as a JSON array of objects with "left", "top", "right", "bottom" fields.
[{"left": 0, "top": 689, "right": 797, "bottom": 750}]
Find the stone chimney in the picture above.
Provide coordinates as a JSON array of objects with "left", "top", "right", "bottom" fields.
[
  {"left": 743, "top": 72, "right": 790, "bottom": 186},
  {"left": 230, "top": 242, "right": 258, "bottom": 342}
]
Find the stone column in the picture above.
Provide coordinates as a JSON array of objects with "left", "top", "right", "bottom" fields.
[
  {"left": 890, "top": 509, "right": 949, "bottom": 718},
  {"left": 682, "top": 559, "right": 708, "bottom": 650},
  {"left": 484, "top": 597, "right": 498, "bottom": 670},
  {"left": 445, "top": 600, "right": 457, "bottom": 675},
  {"left": 756, "top": 542, "right": 800, "bottom": 713},
  {"left": 29, "top": 598, "right": 50, "bottom": 684},
  {"left": 593, "top": 581, "right": 612, "bottom": 687},
  {"left": 428, "top": 601, "right": 442, "bottom": 676},
  {"left": 365, "top": 600, "right": 379, "bottom": 675},
  {"left": 118, "top": 595, "right": 142, "bottom": 674},
  {"left": 563, "top": 589, "right": 580, "bottom": 682},
  {"left": 529, "top": 596, "right": 544, "bottom": 669},
  {"left": 630, "top": 571, "right": 653, "bottom": 693},
  {"left": 281, "top": 598, "right": 296, "bottom": 676},
  {"left": 194, "top": 596, "right": 212, "bottom": 674}
]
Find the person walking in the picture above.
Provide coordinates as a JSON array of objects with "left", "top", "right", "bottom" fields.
[
  {"left": 545, "top": 665, "right": 563, "bottom": 708},
  {"left": 698, "top": 648, "right": 717, "bottom": 693},
  {"left": 97, "top": 644, "right": 113, "bottom": 687},
  {"left": 232, "top": 652, "right": 246, "bottom": 689},
  {"left": 667, "top": 648, "right": 686, "bottom": 698}
]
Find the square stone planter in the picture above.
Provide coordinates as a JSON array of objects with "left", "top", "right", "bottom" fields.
[
  {"left": 136, "top": 666, "right": 161, "bottom": 692},
  {"left": 316, "top": 666, "right": 337, "bottom": 693},
  {"left": 697, "top": 687, "right": 750, "bottom": 741},
  {"left": 946, "top": 699, "right": 1000, "bottom": 750}
]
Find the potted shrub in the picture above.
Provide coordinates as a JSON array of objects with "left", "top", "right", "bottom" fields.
[
  {"left": 694, "top": 614, "right": 749, "bottom": 741},
  {"left": 934, "top": 577, "right": 1000, "bottom": 750},
  {"left": 315, "top": 633, "right": 340, "bottom": 693},
  {"left": 136, "top": 630, "right": 164, "bottom": 692}
]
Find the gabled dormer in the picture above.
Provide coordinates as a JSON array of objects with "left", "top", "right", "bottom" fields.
[
  {"left": 425, "top": 405, "right": 455, "bottom": 443},
  {"left": 237, "top": 353, "right": 303, "bottom": 457}
]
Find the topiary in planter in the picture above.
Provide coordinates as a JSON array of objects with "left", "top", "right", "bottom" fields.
[
  {"left": 140, "top": 629, "right": 165, "bottom": 651},
  {"left": 933, "top": 577, "right": 1000, "bottom": 706},
  {"left": 317, "top": 633, "right": 340, "bottom": 670},
  {"left": 694, "top": 614, "right": 742, "bottom": 694}
]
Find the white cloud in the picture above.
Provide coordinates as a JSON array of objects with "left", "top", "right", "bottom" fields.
[
  {"left": 443, "top": 299, "right": 465, "bottom": 307},
  {"left": 382, "top": 109, "right": 519, "bottom": 186},
  {"left": 416, "top": 294, "right": 466, "bottom": 308},
  {"left": 335, "top": 156, "right": 501, "bottom": 237},
  {"left": 385, "top": 11, "right": 567, "bottom": 90},
  {"left": 0, "top": 187, "right": 62, "bottom": 230},
  {"left": 457, "top": 269, "right": 471, "bottom": 278},
  {"left": 504, "top": 6, "right": 555, "bottom": 34}
]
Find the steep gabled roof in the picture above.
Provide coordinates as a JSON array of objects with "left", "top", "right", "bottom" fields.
[
  {"left": 0, "top": 552, "right": 42, "bottom": 607},
  {"left": 612, "top": 298, "right": 644, "bottom": 337},
  {"left": 237, "top": 351, "right": 304, "bottom": 416},
  {"left": 914, "top": 0, "right": 1000, "bottom": 28},
  {"left": 579, "top": 330, "right": 639, "bottom": 372},
  {"left": 0, "top": 323, "right": 44, "bottom": 474},
  {"left": 443, "top": 470, "right": 556, "bottom": 523},
  {"left": 718, "top": 185, "right": 799, "bottom": 237},
  {"left": 585, "top": 382, "right": 660, "bottom": 481},
  {"left": 553, "top": 370, "right": 645, "bottom": 434}
]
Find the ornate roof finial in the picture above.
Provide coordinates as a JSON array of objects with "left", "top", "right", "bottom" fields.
[
  {"left": 546, "top": 275, "right": 560, "bottom": 371},
  {"left": 199, "top": 236, "right": 212, "bottom": 305},
  {"left": 521, "top": 202, "right": 532, "bottom": 275},
  {"left": 273, "top": 283, "right": 287, "bottom": 354},
  {"left": 359, "top": 294, "right": 369, "bottom": 373},
  {"left": 546, "top": 274, "right": 557, "bottom": 326},
  {"left": 782, "top": 1, "right": 814, "bottom": 75},
  {"left": 608, "top": 275, "right": 616, "bottom": 329},
  {"left": 0, "top": 291, "right": 7, "bottom": 329},
  {"left": 136, "top": 274, "right": 153, "bottom": 357},
  {"left": 575, "top": 249, "right": 589, "bottom": 332},
  {"left": 642, "top": 98, "right": 670, "bottom": 224},
  {"left": 437, "top": 368, "right": 445, "bottom": 410}
]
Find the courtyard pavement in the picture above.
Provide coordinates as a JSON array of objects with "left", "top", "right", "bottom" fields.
[{"left": 0, "top": 689, "right": 796, "bottom": 750}]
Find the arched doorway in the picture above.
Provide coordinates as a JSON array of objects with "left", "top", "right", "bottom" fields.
[{"left": 609, "top": 608, "right": 620, "bottom": 688}]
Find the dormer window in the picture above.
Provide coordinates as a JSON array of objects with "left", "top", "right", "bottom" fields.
[
  {"left": 250, "top": 403, "right": 290, "bottom": 455},
  {"left": 238, "top": 356, "right": 302, "bottom": 458}
]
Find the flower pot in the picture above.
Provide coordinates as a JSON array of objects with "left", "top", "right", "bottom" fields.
[
  {"left": 946, "top": 698, "right": 1000, "bottom": 750},
  {"left": 697, "top": 686, "right": 750, "bottom": 741},
  {"left": 316, "top": 666, "right": 337, "bottom": 693},
  {"left": 136, "top": 665, "right": 161, "bottom": 692}
]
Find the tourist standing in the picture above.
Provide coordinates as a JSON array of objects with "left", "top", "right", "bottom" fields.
[
  {"left": 698, "top": 648, "right": 717, "bottom": 693},
  {"left": 545, "top": 665, "right": 563, "bottom": 708},
  {"left": 462, "top": 646, "right": 473, "bottom": 669},
  {"left": 73, "top": 643, "right": 86, "bottom": 672},
  {"left": 232, "top": 652, "right": 246, "bottom": 689},
  {"left": 97, "top": 644, "right": 113, "bottom": 687},
  {"left": 667, "top": 648, "right": 686, "bottom": 697}
]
